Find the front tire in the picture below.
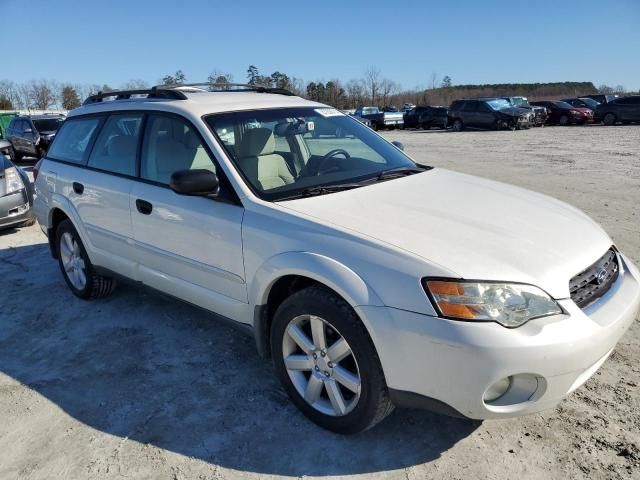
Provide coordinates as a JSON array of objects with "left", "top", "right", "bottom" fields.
[
  {"left": 271, "top": 285, "right": 393, "bottom": 434},
  {"left": 603, "top": 113, "right": 617, "bottom": 126},
  {"left": 55, "top": 219, "right": 117, "bottom": 299},
  {"left": 559, "top": 115, "right": 569, "bottom": 126}
]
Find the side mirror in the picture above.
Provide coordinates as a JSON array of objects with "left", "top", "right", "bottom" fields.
[
  {"left": 391, "top": 140, "right": 405, "bottom": 151},
  {"left": 170, "top": 169, "right": 220, "bottom": 196}
]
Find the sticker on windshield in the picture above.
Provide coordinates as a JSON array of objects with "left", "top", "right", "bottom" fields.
[{"left": 315, "top": 108, "right": 344, "bottom": 118}]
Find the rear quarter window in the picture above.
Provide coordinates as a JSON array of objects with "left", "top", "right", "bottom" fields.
[{"left": 47, "top": 117, "right": 101, "bottom": 164}]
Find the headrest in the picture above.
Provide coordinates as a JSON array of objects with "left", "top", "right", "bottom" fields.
[
  {"left": 109, "top": 135, "right": 137, "bottom": 157},
  {"left": 184, "top": 129, "right": 201, "bottom": 149},
  {"left": 237, "top": 128, "right": 275, "bottom": 157}
]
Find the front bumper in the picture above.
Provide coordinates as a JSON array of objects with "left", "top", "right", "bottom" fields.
[
  {"left": 0, "top": 189, "right": 33, "bottom": 229},
  {"left": 359, "top": 253, "right": 640, "bottom": 419}
]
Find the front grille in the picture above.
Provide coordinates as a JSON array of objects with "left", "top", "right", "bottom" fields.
[{"left": 569, "top": 248, "right": 619, "bottom": 308}]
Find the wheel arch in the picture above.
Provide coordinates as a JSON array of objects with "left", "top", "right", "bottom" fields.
[
  {"left": 250, "top": 252, "right": 384, "bottom": 358},
  {"left": 46, "top": 195, "right": 89, "bottom": 260}
]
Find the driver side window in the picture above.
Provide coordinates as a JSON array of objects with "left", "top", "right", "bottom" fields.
[{"left": 141, "top": 114, "right": 217, "bottom": 185}]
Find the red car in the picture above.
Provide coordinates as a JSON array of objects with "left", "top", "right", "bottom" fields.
[{"left": 530, "top": 101, "right": 594, "bottom": 125}]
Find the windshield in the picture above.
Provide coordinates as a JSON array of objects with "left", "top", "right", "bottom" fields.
[
  {"left": 33, "top": 118, "right": 64, "bottom": 132},
  {"left": 205, "top": 107, "right": 420, "bottom": 201},
  {"left": 486, "top": 99, "right": 512, "bottom": 110},
  {"left": 510, "top": 97, "right": 530, "bottom": 107},
  {"left": 578, "top": 97, "right": 599, "bottom": 108},
  {"left": 554, "top": 101, "right": 574, "bottom": 109}
]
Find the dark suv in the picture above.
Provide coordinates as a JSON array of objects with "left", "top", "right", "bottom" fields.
[
  {"left": 403, "top": 106, "right": 448, "bottom": 129},
  {"left": 448, "top": 98, "right": 531, "bottom": 131},
  {"left": 6, "top": 114, "right": 65, "bottom": 161},
  {"left": 582, "top": 94, "right": 618, "bottom": 104},
  {"left": 594, "top": 95, "right": 640, "bottom": 125}
]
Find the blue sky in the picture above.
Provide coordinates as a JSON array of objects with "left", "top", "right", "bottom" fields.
[{"left": 4, "top": 0, "right": 639, "bottom": 91}]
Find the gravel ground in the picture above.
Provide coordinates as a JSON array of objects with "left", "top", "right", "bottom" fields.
[{"left": 1, "top": 125, "right": 639, "bottom": 479}]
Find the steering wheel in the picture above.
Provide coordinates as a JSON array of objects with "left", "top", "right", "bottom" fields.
[{"left": 316, "top": 148, "right": 351, "bottom": 175}]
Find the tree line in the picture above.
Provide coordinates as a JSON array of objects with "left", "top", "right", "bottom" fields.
[{"left": 0, "top": 65, "right": 632, "bottom": 112}]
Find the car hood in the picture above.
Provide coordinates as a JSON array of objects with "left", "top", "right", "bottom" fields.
[
  {"left": 498, "top": 106, "right": 529, "bottom": 117},
  {"left": 279, "top": 169, "right": 612, "bottom": 299}
]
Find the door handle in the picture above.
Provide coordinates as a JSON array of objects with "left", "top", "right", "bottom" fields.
[
  {"left": 72, "top": 182, "right": 84, "bottom": 194},
  {"left": 136, "top": 199, "right": 153, "bottom": 215}
]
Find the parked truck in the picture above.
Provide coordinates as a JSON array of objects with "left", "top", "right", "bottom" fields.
[{"left": 353, "top": 106, "right": 404, "bottom": 130}]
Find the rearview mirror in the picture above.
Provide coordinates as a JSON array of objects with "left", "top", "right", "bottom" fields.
[
  {"left": 391, "top": 141, "right": 405, "bottom": 151},
  {"left": 170, "top": 169, "right": 219, "bottom": 196}
]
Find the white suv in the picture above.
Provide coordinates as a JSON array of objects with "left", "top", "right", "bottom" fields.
[{"left": 34, "top": 84, "right": 640, "bottom": 434}]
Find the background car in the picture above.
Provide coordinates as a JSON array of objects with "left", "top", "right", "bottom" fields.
[
  {"left": 1, "top": 143, "right": 35, "bottom": 230},
  {"left": 353, "top": 106, "right": 404, "bottom": 130},
  {"left": 594, "top": 95, "right": 640, "bottom": 125},
  {"left": 348, "top": 114, "right": 372, "bottom": 128},
  {"left": 448, "top": 98, "right": 531, "bottom": 131},
  {"left": 530, "top": 100, "right": 593, "bottom": 125},
  {"left": 404, "top": 106, "right": 448, "bottom": 129},
  {"left": 561, "top": 97, "right": 600, "bottom": 112},
  {"left": 501, "top": 96, "right": 548, "bottom": 126},
  {"left": 5, "top": 114, "right": 65, "bottom": 161}
]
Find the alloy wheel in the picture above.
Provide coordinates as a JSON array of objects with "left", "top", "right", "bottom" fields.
[
  {"left": 59, "top": 232, "right": 87, "bottom": 290},
  {"left": 282, "top": 314, "right": 361, "bottom": 416}
]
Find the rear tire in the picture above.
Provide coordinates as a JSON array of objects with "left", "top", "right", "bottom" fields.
[
  {"left": 271, "top": 285, "right": 394, "bottom": 434},
  {"left": 559, "top": 115, "right": 569, "bottom": 126},
  {"left": 55, "top": 219, "right": 117, "bottom": 299},
  {"left": 451, "top": 119, "right": 463, "bottom": 131}
]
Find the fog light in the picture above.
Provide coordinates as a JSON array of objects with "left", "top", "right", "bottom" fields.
[{"left": 484, "top": 377, "right": 512, "bottom": 402}]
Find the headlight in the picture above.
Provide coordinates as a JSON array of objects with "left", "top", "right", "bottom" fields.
[
  {"left": 423, "top": 279, "right": 563, "bottom": 327},
  {"left": 4, "top": 166, "right": 25, "bottom": 195}
]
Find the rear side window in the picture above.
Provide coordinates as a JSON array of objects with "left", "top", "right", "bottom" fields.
[
  {"left": 462, "top": 102, "right": 478, "bottom": 112},
  {"left": 87, "top": 114, "right": 143, "bottom": 176},
  {"left": 47, "top": 117, "right": 101, "bottom": 164}
]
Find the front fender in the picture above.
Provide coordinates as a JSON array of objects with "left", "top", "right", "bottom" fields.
[
  {"left": 249, "top": 251, "right": 385, "bottom": 357},
  {"left": 250, "top": 251, "right": 384, "bottom": 310}
]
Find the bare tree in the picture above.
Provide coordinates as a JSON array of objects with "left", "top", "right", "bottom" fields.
[
  {"left": 614, "top": 84, "right": 626, "bottom": 94},
  {"left": 346, "top": 79, "right": 365, "bottom": 108},
  {"left": 597, "top": 84, "right": 614, "bottom": 94},
  {"left": 364, "top": 66, "right": 381, "bottom": 106},
  {"left": 289, "top": 77, "right": 306, "bottom": 97},
  {"left": 380, "top": 78, "right": 398, "bottom": 107},
  {"left": 429, "top": 71, "right": 439, "bottom": 90},
  {"left": 30, "top": 80, "right": 58, "bottom": 110},
  {"left": 120, "top": 79, "right": 150, "bottom": 90}
]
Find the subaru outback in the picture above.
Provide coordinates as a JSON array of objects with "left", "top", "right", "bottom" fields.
[{"left": 34, "top": 84, "right": 640, "bottom": 434}]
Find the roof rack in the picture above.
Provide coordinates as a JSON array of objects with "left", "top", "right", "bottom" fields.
[
  {"left": 157, "top": 82, "right": 295, "bottom": 96},
  {"left": 83, "top": 87, "right": 188, "bottom": 105}
]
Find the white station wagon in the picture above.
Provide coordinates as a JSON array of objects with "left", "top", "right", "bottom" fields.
[{"left": 34, "top": 84, "right": 640, "bottom": 434}]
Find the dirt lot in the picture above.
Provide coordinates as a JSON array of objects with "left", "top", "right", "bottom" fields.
[{"left": 1, "top": 125, "right": 639, "bottom": 479}]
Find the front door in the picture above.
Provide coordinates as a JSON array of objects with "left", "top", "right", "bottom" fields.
[{"left": 131, "top": 113, "right": 247, "bottom": 322}]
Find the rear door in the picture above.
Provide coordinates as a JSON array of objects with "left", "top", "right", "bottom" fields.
[
  {"left": 476, "top": 102, "right": 495, "bottom": 128},
  {"left": 461, "top": 101, "right": 479, "bottom": 126},
  {"left": 69, "top": 113, "right": 142, "bottom": 278},
  {"left": 131, "top": 112, "right": 247, "bottom": 322}
]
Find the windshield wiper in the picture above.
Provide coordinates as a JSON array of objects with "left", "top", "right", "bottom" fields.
[
  {"left": 277, "top": 183, "right": 364, "bottom": 201},
  {"left": 373, "top": 166, "right": 426, "bottom": 182}
]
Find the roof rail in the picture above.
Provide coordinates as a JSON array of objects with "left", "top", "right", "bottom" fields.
[
  {"left": 157, "top": 82, "right": 295, "bottom": 96},
  {"left": 83, "top": 87, "right": 188, "bottom": 105}
]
